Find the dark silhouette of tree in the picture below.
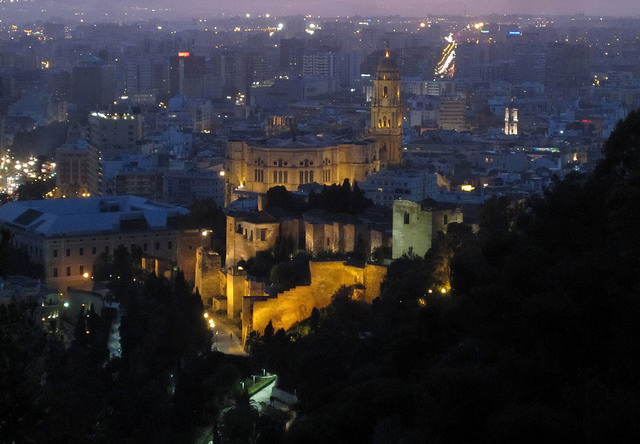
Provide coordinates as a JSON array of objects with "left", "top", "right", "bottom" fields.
[
  {"left": 263, "top": 320, "right": 274, "bottom": 341},
  {"left": 307, "top": 179, "right": 373, "bottom": 215},
  {"left": 15, "top": 177, "right": 56, "bottom": 200},
  {"left": 178, "top": 197, "right": 227, "bottom": 255},
  {"left": 265, "top": 185, "right": 297, "bottom": 212}
]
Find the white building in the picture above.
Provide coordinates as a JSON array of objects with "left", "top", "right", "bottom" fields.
[
  {"left": 359, "top": 170, "right": 449, "bottom": 208},
  {"left": 0, "top": 196, "right": 196, "bottom": 292}
]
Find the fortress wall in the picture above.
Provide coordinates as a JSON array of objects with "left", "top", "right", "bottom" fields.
[{"left": 251, "top": 260, "right": 387, "bottom": 335}]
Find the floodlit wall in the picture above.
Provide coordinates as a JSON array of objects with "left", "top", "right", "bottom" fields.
[
  {"left": 250, "top": 260, "right": 387, "bottom": 337},
  {"left": 194, "top": 247, "right": 224, "bottom": 305}
]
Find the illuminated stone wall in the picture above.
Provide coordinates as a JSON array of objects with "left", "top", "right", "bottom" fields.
[
  {"left": 304, "top": 221, "right": 356, "bottom": 254},
  {"left": 226, "top": 266, "right": 247, "bottom": 319},
  {"left": 225, "top": 214, "right": 280, "bottom": 267},
  {"left": 303, "top": 216, "right": 390, "bottom": 258},
  {"left": 177, "top": 230, "right": 210, "bottom": 284},
  {"left": 194, "top": 247, "right": 224, "bottom": 305},
  {"left": 226, "top": 213, "right": 303, "bottom": 267},
  {"left": 250, "top": 260, "right": 387, "bottom": 337}
]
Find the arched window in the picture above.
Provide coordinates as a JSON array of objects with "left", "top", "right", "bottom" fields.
[{"left": 383, "top": 86, "right": 388, "bottom": 98}]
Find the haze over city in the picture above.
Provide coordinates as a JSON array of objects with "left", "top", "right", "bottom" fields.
[
  {"left": 164, "top": 0, "right": 640, "bottom": 18},
  {"left": 2, "top": 0, "right": 639, "bottom": 21}
]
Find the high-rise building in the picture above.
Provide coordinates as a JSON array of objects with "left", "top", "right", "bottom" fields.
[
  {"left": 88, "top": 111, "right": 144, "bottom": 158},
  {"left": 55, "top": 141, "right": 101, "bottom": 198},
  {"left": 71, "top": 56, "right": 116, "bottom": 111},
  {"left": 369, "top": 51, "right": 403, "bottom": 169},
  {"left": 168, "top": 52, "right": 206, "bottom": 97},
  {"left": 302, "top": 50, "right": 335, "bottom": 77},
  {"left": 437, "top": 97, "right": 466, "bottom": 131}
]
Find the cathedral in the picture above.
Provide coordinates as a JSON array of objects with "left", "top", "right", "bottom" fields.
[{"left": 224, "top": 51, "right": 403, "bottom": 202}]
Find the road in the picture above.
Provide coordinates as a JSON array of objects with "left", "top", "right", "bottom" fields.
[{"left": 209, "top": 313, "right": 247, "bottom": 356}]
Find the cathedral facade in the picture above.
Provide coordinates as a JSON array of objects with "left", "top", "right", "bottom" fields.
[{"left": 224, "top": 52, "right": 402, "bottom": 201}]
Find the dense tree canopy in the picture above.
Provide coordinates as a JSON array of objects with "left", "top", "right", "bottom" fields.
[{"left": 249, "top": 110, "right": 640, "bottom": 442}]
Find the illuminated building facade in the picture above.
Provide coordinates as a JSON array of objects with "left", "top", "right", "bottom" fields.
[
  {"left": 225, "top": 137, "right": 379, "bottom": 202},
  {"left": 505, "top": 97, "right": 518, "bottom": 135},
  {"left": 369, "top": 51, "right": 403, "bottom": 169},
  {"left": 437, "top": 97, "right": 467, "bottom": 131},
  {"left": 54, "top": 141, "right": 101, "bottom": 198}
]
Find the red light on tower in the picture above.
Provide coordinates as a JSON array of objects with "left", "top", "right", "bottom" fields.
[{"left": 178, "top": 51, "right": 190, "bottom": 57}]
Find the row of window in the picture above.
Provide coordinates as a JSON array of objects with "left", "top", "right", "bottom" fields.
[
  {"left": 52, "top": 242, "right": 173, "bottom": 258},
  {"left": 273, "top": 170, "right": 288, "bottom": 184},
  {"left": 52, "top": 265, "right": 85, "bottom": 278},
  {"left": 299, "top": 170, "right": 314, "bottom": 184},
  {"left": 242, "top": 228, "right": 267, "bottom": 241}
]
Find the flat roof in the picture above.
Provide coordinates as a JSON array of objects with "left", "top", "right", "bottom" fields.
[{"left": 0, "top": 195, "right": 188, "bottom": 237}]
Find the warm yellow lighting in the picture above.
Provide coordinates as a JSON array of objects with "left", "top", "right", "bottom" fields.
[
  {"left": 440, "top": 288, "right": 447, "bottom": 294},
  {"left": 203, "top": 312, "right": 209, "bottom": 318},
  {"left": 83, "top": 272, "right": 89, "bottom": 278},
  {"left": 461, "top": 184, "right": 475, "bottom": 192}
]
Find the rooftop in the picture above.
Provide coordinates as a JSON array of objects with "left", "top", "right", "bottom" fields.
[{"left": 0, "top": 195, "right": 188, "bottom": 237}]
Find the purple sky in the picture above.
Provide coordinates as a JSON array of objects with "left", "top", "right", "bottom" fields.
[{"left": 189, "top": 0, "right": 639, "bottom": 18}]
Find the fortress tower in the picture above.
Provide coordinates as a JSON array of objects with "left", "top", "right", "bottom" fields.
[{"left": 370, "top": 51, "right": 403, "bottom": 169}]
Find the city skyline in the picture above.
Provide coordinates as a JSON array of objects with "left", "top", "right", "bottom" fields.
[
  {"left": 2, "top": 0, "right": 639, "bottom": 23},
  {"left": 205, "top": 0, "right": 639, "bottom": 18}
]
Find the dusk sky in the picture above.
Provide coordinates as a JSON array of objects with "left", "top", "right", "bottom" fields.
[{"left": 165, "top": 0, "right": 640, "bottom": 18}]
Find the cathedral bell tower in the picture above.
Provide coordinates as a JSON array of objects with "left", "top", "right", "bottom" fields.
[{"left": 370, "top": 50, "right": 403, "bottom": 169}]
